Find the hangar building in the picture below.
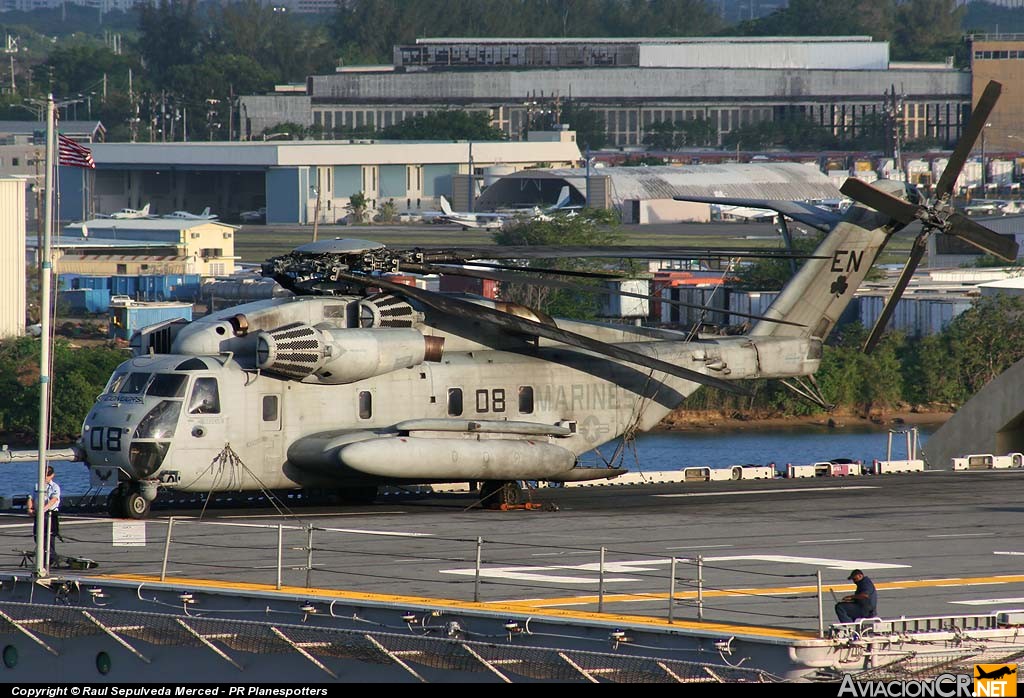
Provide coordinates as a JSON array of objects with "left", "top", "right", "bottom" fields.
[
  {"left": 61, "top": 133, "right": 581, "bottom": 223},
  {"left": 240, "top": 36, "right": 972, "bottom": 148}
]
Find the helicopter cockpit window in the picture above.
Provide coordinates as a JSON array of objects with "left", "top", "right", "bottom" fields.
[
  {"left": 188, "top": 377, "right": 221, "bottom": 415},
  {"left": 104, "top": 371, "right": 129, "bottom": 394},
  {"left": 147, "top": 374, "right": 188, "bottom": 398},
  {"left": 119, "top": 372, "right": 152, "bottom": 394},
  {"left": 175, "top": 358, "right": 207, "bottom": 371},
  {"left": 447, "top": 388, "right": 463, "bottom": 417},
  {"left": 134, "top": 400, "right": 181, "bottom": 440},
  {"left": 518, "top": 386, "right": 534, "bottom": 414}
]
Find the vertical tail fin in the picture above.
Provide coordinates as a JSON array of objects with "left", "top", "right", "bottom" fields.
[
  {"left": 551, "top": 185, "right": 571, "bottom": 211},
  {"left": 439, "top": 196, "right": 453, "bottom": 217},
  {"left": 140, "top": 203, "right": 150, "bottom": 216},
  {"left": 751, "top": 181, "right": 910, "bottom": 341},
  {"left": 201, "top": 207, "right": 210, "bottom": 217}
]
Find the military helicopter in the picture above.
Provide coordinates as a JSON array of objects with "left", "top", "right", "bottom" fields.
[{"left": 83, "top": 82, "right": 1015, "bottom": 519}]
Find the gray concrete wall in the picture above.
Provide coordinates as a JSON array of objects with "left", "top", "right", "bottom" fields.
[
  {"left": 240, "top": 95, "right": 312, "bottom": 139},
  {"left": 309, "top": 67, "right": 969, "bottom": 102},
  {"left": 922, "top": 356, "right": 1024, "bottom": 468}
]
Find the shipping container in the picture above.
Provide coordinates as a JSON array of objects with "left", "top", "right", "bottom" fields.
[
  {"left": 76, "top": 276, "right": 111, "bottom": 291},
  {"left": 58, "top": 273, "right": 82, "bottom": 291},
  {"left": 110, "top": 275, "right": 139, "bottom": 298},
  {"left": 109, "top": 302, "right": 193, "bottom": 340},
  {"left": 859, "top": 296, "right": 970, "bottom": 338},
  {"left": 438, "top": 276, "right": 498, "bottom": 299},
  {"left": 59, "top": 288, "right": 111, "bottom": 314},
  {"left": 137, "top": 274, "right": 202, "bottom": 301},
  {"left": 601, "top": 279, "right": 649, "bottom": 318}
]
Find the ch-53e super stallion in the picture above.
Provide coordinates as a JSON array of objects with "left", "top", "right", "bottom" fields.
[{"left": 80, "top": 82, "right": 1014, "bottom": 519}]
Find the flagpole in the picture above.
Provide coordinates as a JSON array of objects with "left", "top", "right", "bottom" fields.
[{"left": 34, "top": 93, "right": 55, "bottom": 578}]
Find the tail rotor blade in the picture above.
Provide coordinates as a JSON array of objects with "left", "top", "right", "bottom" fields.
[
  {"left": 935, "top": 80, "right": 1002, "bottom": 200},
  {"left": 946, "top": 212, "right": 1019, "bottom": 262},
  {"left": 840, "top": 178, "right": 919, "bottom": 224},
  {"left": 863, "top": 234, "right": 928, "bottom": 354}
]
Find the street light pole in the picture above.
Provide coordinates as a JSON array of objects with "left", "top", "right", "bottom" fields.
[{"left": 981, "top": 122, "right": 991, "bottom": 191}]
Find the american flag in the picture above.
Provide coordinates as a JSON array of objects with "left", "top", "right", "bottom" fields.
[{"left": 58, "top": 134, "right": 96, "bottom": 169}]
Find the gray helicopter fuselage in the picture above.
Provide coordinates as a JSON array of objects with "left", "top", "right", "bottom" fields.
[{"left": 81, "top": 294, "right": 819, "bottom": 495}]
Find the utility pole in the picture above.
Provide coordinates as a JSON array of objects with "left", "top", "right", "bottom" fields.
[
  {"left": 4, "top": 35, "right": 17, "bottom": 94},
  {"left": 311, "top": 185, "right": 321, "bottom": 242},
  {"left": 35, "top": 93, "right": 56, "bottom": 579}
]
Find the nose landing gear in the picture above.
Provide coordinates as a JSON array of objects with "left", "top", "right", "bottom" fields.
[{"left": 107, "top": 483, "right": 152, "bottom": 519}]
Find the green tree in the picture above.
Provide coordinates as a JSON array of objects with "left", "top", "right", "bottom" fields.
[
  {"left": 346, "top": 191, "right": 369, "bottom": 222},
  {"left": 893, "top": 0, "right": 964, "bottom": 63},
  {"left": 676, "top": 117, "right": 716, "bottom": 148},
  {"left": 375, "top": 199, "right": 397, "bottom": 223},
  {"left": 561, "top": 103, "right": 606, "bottom": 151},
  {"left": 493, "top": 210, "right": 624, "bottom": 318},
  {"left": 378, "top": 111, "right": 504, "bottom": 141},
  {"left": 734, "top": 0, "right": 894, "bottom": 40},
  {"left": 732, "top": 234, "right": 823, "bottom": 291},
  {"left": 138, "top": 0, "right": 201, "bottom": 86},
  {"left": 643, "top": 121, "right": 677, "bottom": 150}
]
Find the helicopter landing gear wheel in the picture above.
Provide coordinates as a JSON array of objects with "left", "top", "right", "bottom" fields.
[
  {"left": 480, "top": 480, "right": 523, "bottom": 508},
  {"left": 117, "top": 485, "right": 151, "bottom": 519}
]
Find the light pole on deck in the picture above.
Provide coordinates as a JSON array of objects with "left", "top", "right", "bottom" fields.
[{"left": 34, "top": 93, "right": 55, "bottom": 578}]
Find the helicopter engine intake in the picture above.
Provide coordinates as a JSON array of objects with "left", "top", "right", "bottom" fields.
[{"left": 255, "top": 323, "right": 443, "bottom": 384}]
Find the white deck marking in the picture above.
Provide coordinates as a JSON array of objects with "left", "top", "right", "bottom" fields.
[
  {"left": 440, "top": 555, "right": 907, "bottom": 584},
  {"left": 926, "top": 533, "right": 995, "bottom": 538},
  {"left": 317, "top": 527, "right": 433, "bottom": 537},
  {"left": 796, "top": 538, "right": 864, "bottom": 544},
  {"left": 994, "top": 551, "right": 1024, "bottom": 556},
  {"left": 214, "top": 511, "right": 407, "bottom": 520},
  {"left": 951, "top": 597, "right": 1024, "bottom": 606},
  {"left": 656, "top": 486, "right": 878, "bottom": 498}
]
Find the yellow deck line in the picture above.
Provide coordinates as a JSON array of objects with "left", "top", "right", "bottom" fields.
[
  {"left": 93, "top": 572, "right": 817, "bottom": 640},
  {"left": 508, "top": 574, "right": 1024, "bottom": 608},
  {"left": 88, "top": 572, "right": 1024, "bottom": 643}
]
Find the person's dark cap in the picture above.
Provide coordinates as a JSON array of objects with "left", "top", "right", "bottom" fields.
[{"left": 847, "top": 569, "right": 863, "bottom": 580}]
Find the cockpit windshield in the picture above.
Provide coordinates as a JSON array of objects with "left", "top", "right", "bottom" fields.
[
  {"left": 134, "top": 400, "right": 181, "bottom": 440},
  {"left": 147, "top": 374, "right": 188, "bottom": 398},
  {"left": 118, "top": 372, "right": 153, "bottom": 395},
  {"left": 104, "top": 371, "right": 128, "bottom": 394}
]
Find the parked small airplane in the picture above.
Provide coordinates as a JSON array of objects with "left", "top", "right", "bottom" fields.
[
  {"left": 439, "top": 186, "right": 573, "bottom": 230},
  {"left": 163, "top": 207, "right": 217, "bottom": 221},
  {"left": 102, "top": 204, "right": 155, "bottom": 219}
]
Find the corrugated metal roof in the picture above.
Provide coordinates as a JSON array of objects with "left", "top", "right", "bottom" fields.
[
  {"left": 0, "top": 121, "right": 105, "bottom": 137},
  {"left": 415, "top": 37, "right": 875, "bottom": 45},
  {"left": 492, "top": 163, "right": 840, "bottom": 206}
]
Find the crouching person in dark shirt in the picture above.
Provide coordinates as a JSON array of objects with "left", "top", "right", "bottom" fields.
[{"left": 835, "top": 569, "right": 877, "bottom": 623}]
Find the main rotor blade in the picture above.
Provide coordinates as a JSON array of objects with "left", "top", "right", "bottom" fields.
[
  {"left": 946, "top": 212, "right": 1019, "bottom": 262},
  {"left": 414, "top": 263, "right": 805, "bottom": 328},
  {"left": 332, "top": 270, "right": 748, "bottom": 395},
  {"left": 840, "top": 179, "right": 918, "bottom": 224},
  {"left": 935, "top": 80, "right": 1002, "bottom": 200},
  {"left": 419, "top": 245, "right": 826, "bottom": 262},
  {"left": 463, "top": 261, "right": 628, "bottom": 279},
  {"left": 863, "top": 233, "right": 929, "bottom": 354}
]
